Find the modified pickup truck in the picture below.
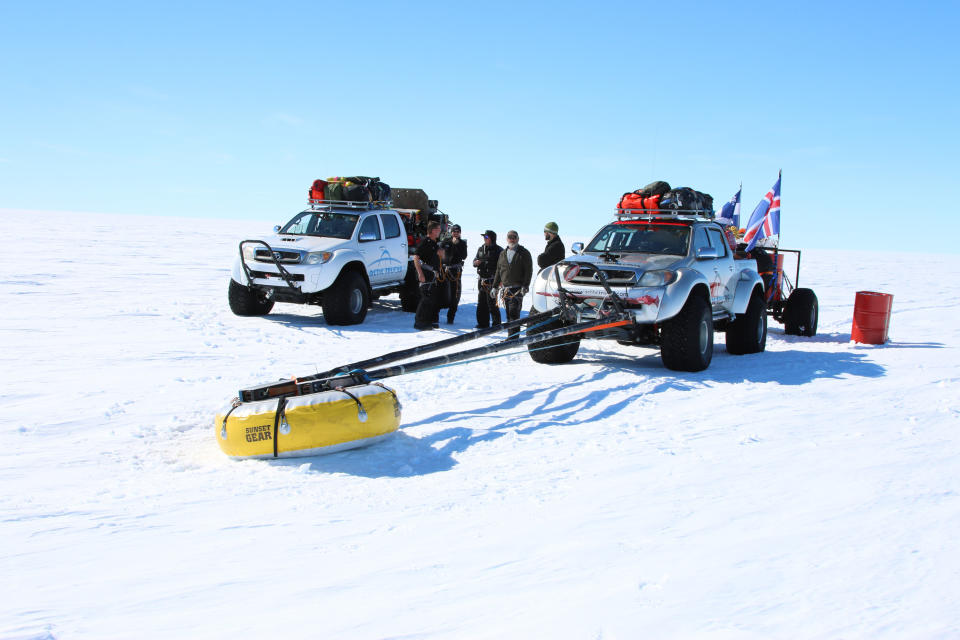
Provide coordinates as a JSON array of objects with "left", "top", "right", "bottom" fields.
[
  {"left": 528, "top": 208, "right": 771, "bottom": 371},
  {"left": 228, "top": 188, "right": 449, "bottom": 325}
]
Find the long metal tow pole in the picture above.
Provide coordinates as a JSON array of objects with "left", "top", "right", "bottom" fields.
[
  {"left": 294, "top": 313, "right": 635, "bottom": 393},
  {"left": 240, "top": 308, "right": 562, "bottom": 402}
]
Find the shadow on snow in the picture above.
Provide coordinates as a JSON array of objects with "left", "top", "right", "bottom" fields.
[
  {"left": 259, "top": 298, "right": 484, "bottom": 336},
  {"left": 278, "top": 343, "right": 887, "bottom": 478},
  {"left": 259, "top": 310, "right": 916, "bottom": 477}
]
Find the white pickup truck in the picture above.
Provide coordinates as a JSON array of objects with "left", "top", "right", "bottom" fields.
[
  {"left": 228, "top": 200, "right": 421, "bottom": 325},
  {"left": 529, "top": 209, "right": 768, "bottom": 371}
]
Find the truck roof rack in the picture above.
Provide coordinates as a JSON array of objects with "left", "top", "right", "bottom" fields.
[
  {"left": 615, "top": 208, "right": 716, "bottom": 222},
  {"left": 307, "top": 199, "right": 393, "bottom": 211}
]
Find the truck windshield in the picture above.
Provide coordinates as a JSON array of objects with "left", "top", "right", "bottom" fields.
[
  {"left": 280, "top": 212, "right": 359, "bottom": 239},
  {"left": 586, "top": 223, "right": 690, "bottom": 256}
]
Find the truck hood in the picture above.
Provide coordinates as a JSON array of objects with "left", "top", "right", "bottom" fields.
[
  {"left": 563, "top": 252, "right": 683, "bottom": 272},
  {"left": 248, "top": 234, "right": 353, "bottom": 253}
]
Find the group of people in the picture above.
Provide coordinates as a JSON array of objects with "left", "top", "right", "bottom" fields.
[{"left": 412, "top": 221, "right": 565, "bottom": 332}]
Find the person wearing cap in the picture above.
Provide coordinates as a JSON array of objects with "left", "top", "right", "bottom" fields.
[
  {"left": 472, "top": 230, "right": 502, "bottom": 329},
  {"left": 491, "top": 230, "right": 533, "bottom": 340},
  {"left": 439, "top": 224, "right": 468, "bottom": 324},
  {"left": 538, "top": 221, "right": 565, "bottom": 269}
]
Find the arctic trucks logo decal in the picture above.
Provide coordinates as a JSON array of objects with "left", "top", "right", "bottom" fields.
[
  {"left": 368, "top": 249, "right": 404, "bottom": 278},
  {"left": 709, "top": 274, "right": 731, "bottom": 306}
]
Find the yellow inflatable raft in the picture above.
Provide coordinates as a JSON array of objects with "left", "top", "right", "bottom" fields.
[{"left": 215, "top": 383, "right": 401, "bottom": 459}]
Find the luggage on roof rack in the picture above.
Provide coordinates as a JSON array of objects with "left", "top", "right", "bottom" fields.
[
  {"left": 310, "top": 176, "right": 391, "bottom": 204},
  {"left": 638, "top": 181, "right": 671, "bottom": 197},
  {"left": 617, "top": 180, "right": 673, "bottom": 213},
  {"left": 660, "top": 187, "right": 713, "bottom": 214},
  {"left": 617, "top": 192, "right": 662, "bottom": 213},
  {"left": 309, "top": 179, "right": 327, "bottom": 202},
  {"left": 615, "top": 180, "right": 714, "bottom": 219}
]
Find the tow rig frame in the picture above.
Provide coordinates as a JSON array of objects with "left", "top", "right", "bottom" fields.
[{"left": 762, "top": 247, "right": 802, "bottom": 323}]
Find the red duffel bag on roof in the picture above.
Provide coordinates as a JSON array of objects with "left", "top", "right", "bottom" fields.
[
  {"left": 618, "top": 192, "right": 644, "bottom": 210},
  {"left": 618, "top": 192, "right": 662, "bottom": 212},
  {"left": 309, "top": 179, "right": 327, "bottom": 202}
]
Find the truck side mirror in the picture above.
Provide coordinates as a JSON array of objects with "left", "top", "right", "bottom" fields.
[
  {"left": 571, "top": 242, "right": 584, "bottom": 255},
  {"left": 274, "top": 225, "right": 282, "bottom": 233},
  {"left": 696, "top": 247, "right": 719, "bottom": 260}
]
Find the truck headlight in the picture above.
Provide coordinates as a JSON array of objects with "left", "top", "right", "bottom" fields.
[
  {"left": 242, "top": 245, "right": 258, "bottom": 260},
  {"left": 638, "top": 269, "right": 677, "bottom": 286},
  {"left": 305, "top": 251, "right": 333, "bottom": 265}
]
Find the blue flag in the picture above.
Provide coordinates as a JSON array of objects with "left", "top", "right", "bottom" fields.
[{"left": 717, "top": 186, "right": 741, "bottom": 229}]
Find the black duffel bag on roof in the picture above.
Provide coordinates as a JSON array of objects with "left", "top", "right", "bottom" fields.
[
  {"left": 638, "top": 180, "right": 671, "bottom": 197},
  {"left": 660, "top": 187, "right": 713, "bottom": 213}
]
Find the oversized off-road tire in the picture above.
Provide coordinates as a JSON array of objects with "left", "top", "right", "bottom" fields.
[
  {"left": 399, "top": 268, "right": 420, "bottom": 312},
  {"left": 322, "top": 271, "right": 369, "bottom": 325},
  {"left": 526, "top": 308, "right": 580, "bottom": 364},
  {"left": 228, "top": 279, "right": 275, "bottom": 316},
  {"left": 660, "top": 294, "right": 713, "bottom": 372},
  {"left": 784, "top": 288, "right": 818, "bottom": 337},
  {"left": 726, "top": 288, "right": 767, "bottom": 355}
]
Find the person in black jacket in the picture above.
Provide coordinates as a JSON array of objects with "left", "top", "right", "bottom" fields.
[
  {"left": 413, "top": 222, "right": 444, "bottom": 330},
  {"left": 538, "top": 221, "right": 565, "bottom": 269},
  {"left": 439, "top": 224, "right": 467, "bottom": 325},
  {"left": 492, "top": 230, "right": 533, "bottom": 340},
  {"left": 472, "top": 230, "right": 502, "bottom": 329}
]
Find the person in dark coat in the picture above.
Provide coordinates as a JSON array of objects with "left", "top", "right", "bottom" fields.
[
  {"left": 413, "top": 222, "right": 444, "bottom": 330},
  {"left": 473, "top": 230, "right": 502, "bottom": 329},
  {"left": 538, "top": 221, "right": 565, "bottom": 269},
  {"left": 492, "top": 230, "right": 533, "bottom": 339},
  {"left": 439, "top": 224, "right": 467, "bottom": 325}
]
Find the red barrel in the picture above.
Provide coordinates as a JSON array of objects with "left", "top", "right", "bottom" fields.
[{"left": 851, "top": 291, "right": 893, "bottom": 344}]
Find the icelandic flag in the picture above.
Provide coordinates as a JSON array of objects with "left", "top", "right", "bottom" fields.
[
  {"left": 743, "top": 172, "right": 781, "bottom": 251},
  {"left": 717, "top": 186, "right": 741, "bottom": 228}
]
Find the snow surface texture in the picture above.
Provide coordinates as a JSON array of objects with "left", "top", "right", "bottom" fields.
[{"left": 2, "top": 210, "right": 959, "bottom": 639}]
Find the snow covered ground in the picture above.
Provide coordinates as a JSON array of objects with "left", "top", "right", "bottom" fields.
[{"left": 2, "top": 209, "right": 959, "bottom": 639}]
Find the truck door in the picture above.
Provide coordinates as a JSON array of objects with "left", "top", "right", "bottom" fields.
[
  {"left": 707, "top": 226, "right": 736, "bottom": 311},
  {"left": 378, "top": 212, "right": 407, "bottom": 283},
  {"left": 357, "top": 214, "right": 387, "bottom": 285},
  {"left": 357, "top": 213, "right": 405, "bottom": 285}
]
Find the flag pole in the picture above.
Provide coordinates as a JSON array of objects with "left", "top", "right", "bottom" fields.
[
  {"left": 777, "top": 169, "right": 782, "bottom": 248},
  {"left": 738, "top": 181, "right": 742, "bottom": 232}
]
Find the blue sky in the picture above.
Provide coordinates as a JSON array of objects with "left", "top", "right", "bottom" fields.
[{"left": 2, "top": 1, "right": 957, "bottom": 252}]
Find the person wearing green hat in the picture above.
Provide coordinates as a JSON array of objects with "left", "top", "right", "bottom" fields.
[{"left": 538, "top": 221, "right": 565, "bottom": 269}]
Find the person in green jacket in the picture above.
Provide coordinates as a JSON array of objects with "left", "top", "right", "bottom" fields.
[{"left": 491, "top": 230, "right": 533, "bottom": 339}]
